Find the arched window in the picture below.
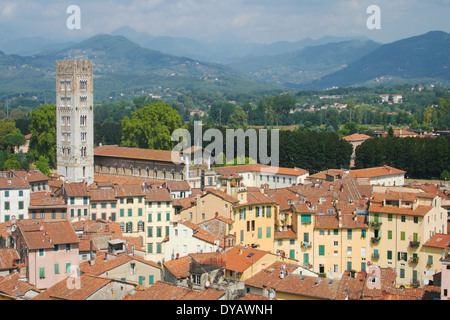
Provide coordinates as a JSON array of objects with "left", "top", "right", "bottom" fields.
[{"left": 138, "top": 221, "right": 144, "bottom": 232}]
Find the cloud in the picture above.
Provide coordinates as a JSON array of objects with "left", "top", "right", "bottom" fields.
[{"left": 1, "top": 0, "right": 449, "bottom": 43}]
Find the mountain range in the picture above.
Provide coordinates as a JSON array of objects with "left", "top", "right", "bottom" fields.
[{"left": 0, "top": 29, "right": 448, "bottom": 101}]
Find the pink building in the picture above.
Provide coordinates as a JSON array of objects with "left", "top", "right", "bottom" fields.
[{"left": 15, "top": 220, "right": 80, "bottom": 290}]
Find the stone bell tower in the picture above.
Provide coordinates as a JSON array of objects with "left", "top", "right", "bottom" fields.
[{"left": 56, "top": 60, "right": 94, "bottom": 185}]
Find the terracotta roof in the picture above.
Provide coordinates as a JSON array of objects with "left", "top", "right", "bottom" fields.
[
  {"left": 348, "top": 166, "right": 406, "bottom": 178},
  {"left": 308, "top": 169, "right": 347, "bottom": 181},
  {"left": 0, "top": 272, "right": 41, "bottom": 298},
  {"left": 13, "top": 170, "right": 48, "bottom": 183},
  {"left": 19, "top": 221, "right": 80, "bottom": 250},
  {"left": 214, "top": 164, "right": 308, "bottom": 177},
  {"left": 173, "top": 197, "right": 196, "bottom": 209},
  {"left": 342, "top": 133, "right": 372, "bottom": 141},
  {"left": 114, "top": 184, "right": 146, "bottom": 197},
  {"left": 64, "top": 182, "right": 89, "bottom": 197},
  {"left": 89, "top": 188, "right": 116, "bottom": 202},
  {"left": 0, "top": 248, "right": 19, "bottom": 270},
  {"left": 238, "top": 293, "right": 271, "bottom": 300},
  {"left": 122, "top": 281, "right": 226, "bottom": 300},
  {"left": 33, "top": 274, "right": 133, "bottom": 300},
  {"left": 163, "top": 252, "right": 218, "bottom": 279},
  {"left": 145, "top": 188, "right": 172, "bottom": 202},
  {"left": 274, "top": 273, "right": 340, "bottom": 300},
  {"left": 94, "top": 145, "right": 183, "bottom": 164},
  {"left": 80, "top": 252, "right": 160, "bottom": 276},
  {"left": 0, "top": 173, "right": 29, "bottom": 189},
  {"left": 234, "top": 191, "right": 276, "bottom": 208},
  {"left": 163, "top": 180, "right": 190, "bottom": 191},
  {"left": 368, "top": 203, "right": 432, "bottom": 217},
  {"left": 202, "top": 188, "right": 239, "bottom": 203},
  {"left": 422, "top": 233, "right": 450, "bottom": 249},
  {"left": 29, "top": 192, "right": 65, "bottom": 208},
  {"left": 274, "top": 228, "right": 297, "bottom": 240},
  {"left": 218, "top": 246, "right": 269, "bottom": 273},
  {"left": 94, "top": 174, "right": 166, "bottom": 187},
  {"left": 177, "top": 220, "right": 224, "bottom": 248}
]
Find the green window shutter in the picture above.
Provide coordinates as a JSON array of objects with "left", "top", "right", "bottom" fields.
[
  {"left": 303, "top": 253, "right": 309, "bottom": 266},
  {"left": 138, "top": 208, "right": 143, "bottom": 216},
  {"left": 139, "top": 276, "right": 143, "bottom": 286},
  {"left": 401, "top": 232, "right": 405, "bottom": 241},
  {"left": 148, "top": 227, "right": 153, "bottom": 237},
  {"left": 148, "top": 244, "right": 153, "bottom": 253},
  {"left": 166, "top": 212, "right": 170, "bottom": 221},
  {"left": 301, "top": 214, "right": 311, "bottom": 223},
  {"left": 387, "top": 251, "right": 392, "bottom": 260},
  {"left": 54, "top": 264, "right": 59, "bottom": 274},
  {"left": 347, "top": 229, "right": 352, "bottom": 240},
  {"left": 257, "top": 227, "right": 262, "bottom": 239},
  {"left": 266, "top": 206, "right": 271, "bottom": 217},
  {"left": 149, "top": 275, "right": 154, "bottom": 285},
  {"left": 39, "top": 267, "right": 45, "bottom": 278},
  {"left": 347, "top": 261, "right": 352, "bottom": 271},
  {"left": 388, "top": 230, "right": 392, "bottom": 239},
  {"left": 361, "top": 230, "right": 366, "bottom": 238},
  {"left": 120, "top": 209, "right": 124, "bottom": 217},
  {"left": 334, "top": 229, "right": 338, "bottom": 235},
  {"left": 319, "top": 245, "right": 325, "bottom": 256},
  {"left": 413, "top": 233, "right": 418, "bottom": 241},
  {"left": 148, "top": 213, "right": 152, "bottom": 222},
  {"left": 66, "top": 263, "right": 71, "bottom": 273},
  {"left": 361, "top": 262, "right": 366, "bottom": 271},
  {"left": 289, "top": 249, "right": 295, "bottom": 259},
  {"left": 128, "top": 208, "right": 132, "bottom": 217},
  {"left": 157, "top": 243, "right": 162, "bottom": 253},
  {"left": 266, "top": 226, "right": 271, "bottom": 238}
]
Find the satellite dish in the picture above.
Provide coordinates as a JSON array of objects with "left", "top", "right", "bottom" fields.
[
  {"left": 39, "top": 226, "right": 44, "bottom": 231},
  {"left": 205, "top": 280, "right": 210, "bottom": 287},
  {"left": 424, "top": 279, "right": 429, "bottom": 285}
]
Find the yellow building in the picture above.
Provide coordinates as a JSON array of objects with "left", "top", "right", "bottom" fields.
[
  {"left": 114, "top": 184, "right": 147, "bottom": 247},
  {"left": 175, "top": 188, "right": 239, "bottom": 224},
  {"left": 231, "top": 190, "right": 277, "bottom": 252},
  {"left": 367, "top": 186, "right": 447, "bottom": 287}
]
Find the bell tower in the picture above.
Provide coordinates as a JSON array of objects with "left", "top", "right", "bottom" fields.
[{"left": 56, "top": 60, "right": 94, "bottom": 185}]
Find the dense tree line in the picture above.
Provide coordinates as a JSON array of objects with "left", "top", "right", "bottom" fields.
[{"left": 355, "top": 136, "right": 450, "bottom": 179}]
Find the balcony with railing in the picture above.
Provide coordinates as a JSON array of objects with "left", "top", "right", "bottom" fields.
[{"left": 371, "top": 237, "right": 381, "bottom": 244}]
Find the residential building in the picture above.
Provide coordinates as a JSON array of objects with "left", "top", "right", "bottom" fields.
[
  {"left": 164, "top": 220, "right": 223, "bottom": 261},
  {"left": 62, "top": 182, "right": 91, "bottom": 222},
  {"left": 13, "top": 170, "right": 49, "bottom": 192},
  {"left": 421, "top": 233, "right": 450, "bottom": 288},
  {"left": 0, "top": 248, "right": 20, "bottom": 277},
  {"left": 114, "top": 184, "right": 146, "bottom": 236},
  {"left": 440, "top": 249, "right": 450, "bottom": 300},
  {"left": 32, "top": 274, "right": 138, "bottom": 300},
  {"left": 231, "top": 190, "right": 278, "bottom": 252},
  {"left": 15, "top": 220, "right": 80, "bottom": 290},
  {"left": 348, "top": 165, "right": 406, "bottom": 186},
  {"left": 28, "top": 192, "right": 67, "bottom": 221},
  {"left": 122, "top": 280, "right": 226, "bottom": 300},
  {"left": 175, "top": 188, "right": 239, "bottom": 224},
  {"left": 0, "top": 171, "right": 31, "bottom": 222},
  {"left": 214, "top": 164, "right": 309, "bottom": 190},
  {"left": 80, "top": 251, "right": 162, "bottom": 288},
  {"left": 89, "top": 185, "right": 118, "bottom": 221},
  {"left": 145, "top": 188, "right": 173, "bottom": 262},
  {"left": 367, "top": 186, "right": 447, "bottom": 287}
]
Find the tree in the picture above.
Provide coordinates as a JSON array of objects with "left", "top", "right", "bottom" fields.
[
  {"left": 28, "top": 104, "right": 57, "bottom": 168},
  {"left": 121, "top": 102, "right": 183, "bottom": 150},
  {"left": 4, "top": 133, "right": 26, "bottom": 153},
  {"left": 0, "top": 119, "right": 21, "bottom": 150},
  {"left": 228, "top": 106, "right": 248, "bottom": 130},
  {"left": 36, "top": 156, "right": 51, "bottom": 177}
]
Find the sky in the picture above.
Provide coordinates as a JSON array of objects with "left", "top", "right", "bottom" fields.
[{"left": 0, "top": 0, "right": 449, "bottom": 44}]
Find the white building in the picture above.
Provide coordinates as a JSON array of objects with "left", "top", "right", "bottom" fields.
[
  {"left": 347, "top": 165, "right": 406, "bottom": 186},
  {"left": 163, "top": 220, "right": 223, "bottom": 262},
  {"left": 0, "top": 172, "right": 30, "bottom": 222},
  {"left": 214, "top": 164, "right": 309, "bottom": 189}
]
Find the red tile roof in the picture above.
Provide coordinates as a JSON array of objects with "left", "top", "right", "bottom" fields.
[
  {"left": 0, "top": 272, "right": 41, "bottom": 298},
  {"left": 342, "top": 133, "right": 372, "bottom": 141},
  {"left": 0, "top": 248, "right": 19, "bottom": 270},
  {"left": 214, "top": 164, "right": 308, "bottom": 177},
  {"left": 122, "top": 281, "right": 226, "bottom": 300},
  {"left": 94, "top": 145, "right": 182, "bottom": 164},
  {"left": 348, "top": 166, "right": 406, "bottom": 178},
  {"left": 19, "top": 221, "right": 80, "bottom": 250},
  {"left": 422, "top": 233, "right": 450, "bottom": 249}
]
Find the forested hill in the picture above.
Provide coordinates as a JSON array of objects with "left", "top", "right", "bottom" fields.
[
  {"left": 305, "top": 31, "right": 450, "bottom": 89},
  {"left": 0, "top": 34, "right": 280, "bottom": 101}
]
